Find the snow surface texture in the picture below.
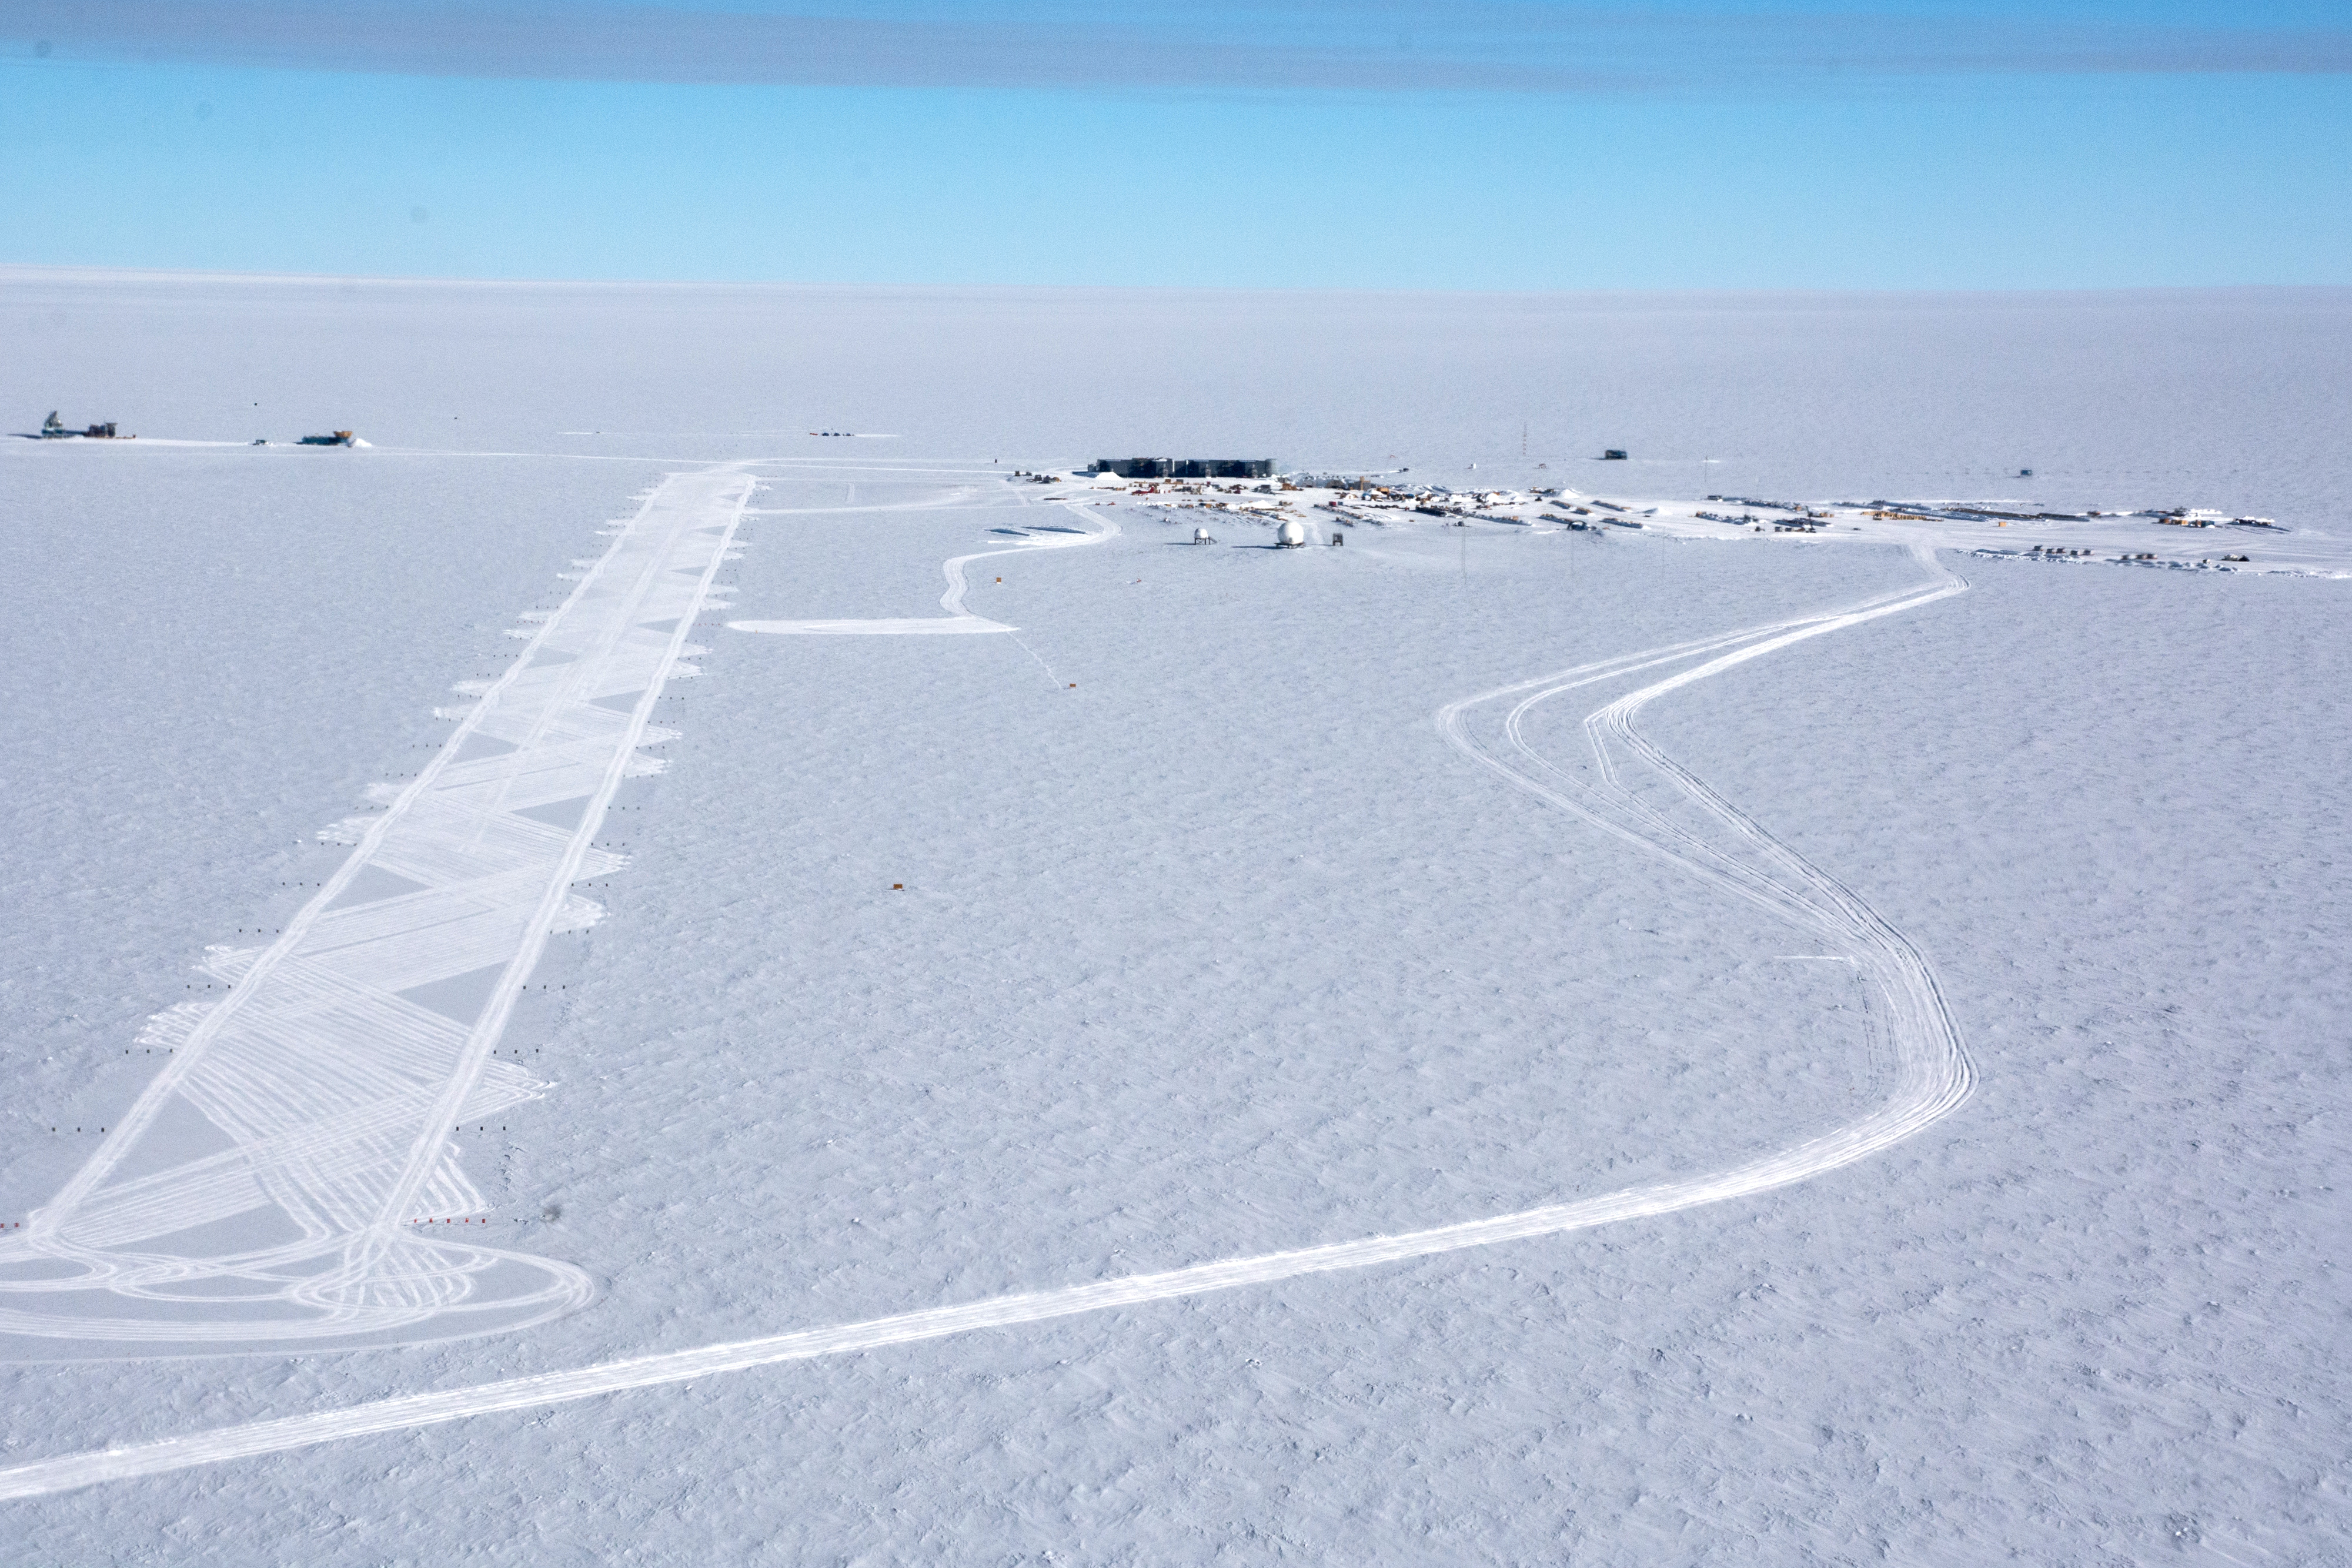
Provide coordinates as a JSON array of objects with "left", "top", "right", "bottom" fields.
[{"left": 1, "top": 273, "right": 2347, "bottom": 1562}]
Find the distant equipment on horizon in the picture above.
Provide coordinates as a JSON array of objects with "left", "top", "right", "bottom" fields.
[
  {"left": 41, "top": 411, "right": 123, "bottom": 439},
  {"left": 1095, "top": 457, "right": 1275, "bottom": 480},
  {"left": 1602, "top": 449, "right": 1628, "bottom": 461},
  {"left": 299, "top": 430, "right": 360, "bottom": 447}
]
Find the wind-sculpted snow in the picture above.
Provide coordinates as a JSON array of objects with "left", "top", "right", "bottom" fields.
[
  {"left": 0, "top": 519, "right": 1970, "bottom": 1499},
  {"left": 0, "top": 467, "right": 753, "bottom": 1352}
]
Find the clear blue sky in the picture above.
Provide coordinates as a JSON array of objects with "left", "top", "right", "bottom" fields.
[{"left": 3, "top": 2, "right": 2346, "bottom": 288}]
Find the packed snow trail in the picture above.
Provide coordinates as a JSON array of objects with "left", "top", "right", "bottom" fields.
[
  {"left": 728, "top": 501, "right": 1115, "bottom": 634},
  {"left": 0, "top": 467, "right": 753, "bottom": 1350},
  {"left": 0, "top": 540, "right": 1975, "bottom": 1499}
]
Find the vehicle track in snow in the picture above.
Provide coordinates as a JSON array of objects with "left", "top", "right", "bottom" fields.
[
  {"left": 729, "top": 497, "right": 1116, "bottom": 634},
  {"left": 0, "top": 517, "right": 1972, "bottom": 1500}
]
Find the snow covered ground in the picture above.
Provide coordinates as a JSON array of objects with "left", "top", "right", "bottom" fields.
[{"left": 1, "top": 271, "right": 2347, "bottom": 1562}]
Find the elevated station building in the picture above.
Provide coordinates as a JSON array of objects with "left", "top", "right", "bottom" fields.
[{"left": 1095, "top": 457, "right": 1275, "bottom": 480}]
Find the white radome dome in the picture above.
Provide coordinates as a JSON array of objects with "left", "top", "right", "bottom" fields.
[{"left": 1276, "top": 517, "right": 1307, "bottom": 547}]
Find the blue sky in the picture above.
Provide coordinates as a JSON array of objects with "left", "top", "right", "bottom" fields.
[{"left": 4, "top": 2, "right": 2347, "bottom": 287}]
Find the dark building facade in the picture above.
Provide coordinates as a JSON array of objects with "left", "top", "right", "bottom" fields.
[{"left": 1097, "top": 458, "right": 1275, "bottom": 480}]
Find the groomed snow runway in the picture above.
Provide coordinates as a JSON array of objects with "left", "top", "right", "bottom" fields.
[{"left": 0, "top": 466, "right": 753, "bottom": 1352}]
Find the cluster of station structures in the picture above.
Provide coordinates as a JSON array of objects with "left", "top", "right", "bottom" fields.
[
  {"left": 1061, "top": 460, "right": 1668, "bottom": 547},
  {"left": 29, "top": 411, "right": 363, "bottom": 446},
  {"left": 1017, "top": 460, "right": 2308, "bottom": 571}
]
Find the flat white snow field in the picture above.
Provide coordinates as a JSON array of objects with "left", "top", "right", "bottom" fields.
[{"left": 1, "top": 271, "right": 2347, "bottom": 1563}]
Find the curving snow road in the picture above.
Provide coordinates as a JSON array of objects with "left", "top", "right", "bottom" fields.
[{"left": 729, "top": 500, "right": 1116, "bottom": 634}]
